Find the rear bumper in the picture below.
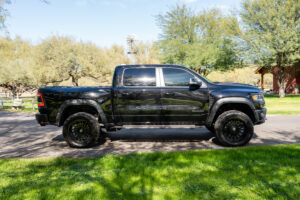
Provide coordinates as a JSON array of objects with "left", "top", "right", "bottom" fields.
[
  {"left": 35, "top": 114, "right": 49, "bottom": 126},
  {"left": 254, "top": 108, "right": 267, "bottom": 125}
]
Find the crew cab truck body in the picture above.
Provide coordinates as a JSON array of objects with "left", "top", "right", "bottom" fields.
[{"left": 36, "top": 65, "right": 266, "bottom": 147}]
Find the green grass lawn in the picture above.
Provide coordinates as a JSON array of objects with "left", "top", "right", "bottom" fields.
[
  {"left": 265, "top": 95, "right": 300, "bottom": 114},
  {"left": 0, "top": 99, "right": 37, "bottom": 113},
  {"left": 0, "top": 144, "right": 299, "bottom": 200}
]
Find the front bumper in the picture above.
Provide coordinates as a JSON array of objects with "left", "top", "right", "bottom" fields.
[
  {"left": 254, "top": 108, "right": 267, "bottom": 125},
  {"left": 35, "top": 114, "right": 49, "bottom": 126}
]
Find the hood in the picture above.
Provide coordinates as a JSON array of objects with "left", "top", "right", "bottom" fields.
[
  {"left": 210, "top": 82, "right": 263, "bottom": 98},
  {"left": 213, "top": 82, "right": 255, "bottom": 87},
  {"left": 213, "top": 82, "right": 261, "bottom": 90}
]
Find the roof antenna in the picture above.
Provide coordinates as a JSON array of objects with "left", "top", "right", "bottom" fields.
[
  {"left": 127, "top": 34, "right": 138, "bottom": 64},
  {"left": 127, "top": 34, "right": 137, "bottom": 54}
]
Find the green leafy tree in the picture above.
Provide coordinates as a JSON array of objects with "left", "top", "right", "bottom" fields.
[
  {"left": 0, "top": 37, "right": 36, "bottom": 99},
  {"left": 36, "top": 36, "right": 113, "bottom": 86},
  {"left": 240, "top": 0, "right": 300, "bottom": 97},
  {"left": 185, "top": 9, "right": 242, "bottom": 76},
  {"left": 102, "top": 45, "right": 130, "bottom": 83},
  {"left": 132, "top": 41, "right": 160, "bottom": 64},
  {"left": 76, "top": 42, "right": 118, "bottom": 85},
  {"left": 35, "top": 36, "right": 76, "bottom": 85},
  {"left": 156, "top": 4, "right": 241, "bottom": 76},
  {"left": 156, "top": 4, "right": 197, "bottom": 65}
]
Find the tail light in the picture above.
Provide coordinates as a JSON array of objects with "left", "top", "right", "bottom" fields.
[{"left": 37, "top": 92, "right": 45, "bottom": 107}]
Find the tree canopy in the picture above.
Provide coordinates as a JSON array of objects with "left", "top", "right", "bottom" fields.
[
  {"left": 0, "top": 1, "right": 299, "bottom": 99},
  {"left": 35, "top": 36, "right": 117, "bottom": 86},
  {"left": 156, "top": 5, "right": 242, "bottom": 76},
  {"left": 131, "top": 41, "right": 160, "bottom": 64},
  {"left": 0, "top": 36, "right": 160, "bottom": 97},
  {"left": 0, "top": 37, "right": 36, "bottom": 98},
  {"left": 240, "top": 0, "right": 300, "bottom": 97}
]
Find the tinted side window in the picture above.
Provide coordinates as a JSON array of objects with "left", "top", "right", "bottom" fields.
[
  {"left": 123, "top": 68, "right": 156, "bottom": 86},
  {"left": 163, "top": 68, "right": 195, "bottom": 86}
]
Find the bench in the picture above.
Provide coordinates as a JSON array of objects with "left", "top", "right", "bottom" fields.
[{"left": 12, "top": 99, "right": 23, "bottom": 110}]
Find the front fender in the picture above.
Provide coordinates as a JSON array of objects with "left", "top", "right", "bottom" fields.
[
  {"left": 56, "top": 99, "right": 107, "bottom": 127},
  {"left": 206, "top": 97, "right": 257, "bottom": 126}
]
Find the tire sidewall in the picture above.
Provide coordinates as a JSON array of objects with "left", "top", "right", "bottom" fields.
[
  {"left": 215, "top": 111, "right": 253, "bottom": 146},
  {"left": 63, "top": 112, "right": 100, "bottom": 148}
]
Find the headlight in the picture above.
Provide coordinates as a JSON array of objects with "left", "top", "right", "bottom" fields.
[{"left": 251, "top": 93, "right": 264, "bottom": 101}]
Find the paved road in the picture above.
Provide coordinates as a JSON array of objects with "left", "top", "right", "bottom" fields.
[{"left": 0, "top": 111, "right": 299, "bottom": 158}]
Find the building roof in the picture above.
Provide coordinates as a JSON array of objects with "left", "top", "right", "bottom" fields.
[
  {"left": 255, "top": 62, "right": 300, "bottom": 74},
  {"left": 254, "top": 66, "right": 264, "bottom": 74},
  {"left": 255, "top": 66, "right": 271, "bottom": 74}
]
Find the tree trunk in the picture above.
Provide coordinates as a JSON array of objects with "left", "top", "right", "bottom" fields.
[
  {"left": 278, "top": 80, "right": 285, "bottom": 98},
  {"left": 273, "top": 65, "right": 288, "bottom": 98},
  {"left": 71, "top": 76, "right": 79, "bottom": 86},
  {"left": 11, "top": 87, "right": 16, "bottom": 100}
]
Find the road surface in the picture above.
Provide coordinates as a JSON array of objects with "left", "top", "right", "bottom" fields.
[{"left": 0, "top": 111, "right": 299, "bottom": 158}]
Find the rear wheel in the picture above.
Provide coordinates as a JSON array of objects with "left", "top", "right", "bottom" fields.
[
  {"left": 214, "top": 110, "right": 253, "bottom": 146},
  {"left": 63, "top": 112, "right": 101, "bottom": 148}
]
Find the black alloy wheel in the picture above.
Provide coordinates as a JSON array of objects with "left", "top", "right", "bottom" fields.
[
  {"left": 222, "top": 119, "right": 246, "bottom": 143},
  {"left": 68, "top": 119, "right": 92, "bottom": 144},
  {"left": 214, "top": 110, "right": 253, "bottom": 146},
  {"left": 63, "top": 112, "right": 100, "bottom": 148}
]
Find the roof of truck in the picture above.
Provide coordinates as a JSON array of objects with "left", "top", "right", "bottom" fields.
[{"left": 116, "top": 64, "right": 185, "bottom": 68}]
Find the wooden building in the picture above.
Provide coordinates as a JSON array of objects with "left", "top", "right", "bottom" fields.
[{"left": 255, "top": 63, "right": 300, "bottom": 94}]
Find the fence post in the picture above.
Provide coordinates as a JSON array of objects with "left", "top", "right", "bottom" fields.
[{"left": 32, "top": 100, "right": 35, "bottom": 110}]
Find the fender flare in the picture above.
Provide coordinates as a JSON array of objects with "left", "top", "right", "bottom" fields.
[
  {"left": 56, "top": 99, "right": 107, "bottom": 127},
  {"left": 206, "top": 97, "right": 257, "bottom": 126}
]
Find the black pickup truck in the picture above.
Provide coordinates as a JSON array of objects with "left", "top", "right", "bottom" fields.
[{"left": 36, "top": 64, "right": 266, "bottom": 148}]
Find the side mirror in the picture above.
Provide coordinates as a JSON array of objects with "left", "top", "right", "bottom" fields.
[{"left": 189, "top": 78, "right": 202, "bottom": 90}]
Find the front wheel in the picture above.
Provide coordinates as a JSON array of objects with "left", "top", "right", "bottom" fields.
[
  {"left": 63, "top": 112, "right": 100, "bottom": 148},
  {"left": 214, "top": 110, "right": 253, "bottom": 147}
]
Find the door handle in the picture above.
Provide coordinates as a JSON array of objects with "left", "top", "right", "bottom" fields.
[
  {"left": 122, "top": 92, "right": 130, "bottom": 96},
  {"left": 165, "top": 92, "right": 175, "bottom": 97}
]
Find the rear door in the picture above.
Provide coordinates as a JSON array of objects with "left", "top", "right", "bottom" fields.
[
  {"left": 114, "top": 67, "right": 162, "bottom": 124},
  {"left": 160, "top": 67, "right": 210, "bottom": 124}
]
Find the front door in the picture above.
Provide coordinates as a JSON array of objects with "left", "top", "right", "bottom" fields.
[
  {"left": 160, "top": 67, "right": 209, "bottom": 124},
  {"left": 114, "top": 67, "right": 162, "bottom": 124}
]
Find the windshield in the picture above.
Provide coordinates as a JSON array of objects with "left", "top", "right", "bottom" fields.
[{"left": 187, "top": 68, "right": 212, "bottom": 83}]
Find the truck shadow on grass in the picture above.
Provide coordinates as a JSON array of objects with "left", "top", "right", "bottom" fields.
[{"left": 0, "top": 145, "right": 299, "bottom": 200}]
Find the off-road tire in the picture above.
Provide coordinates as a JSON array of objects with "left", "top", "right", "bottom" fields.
[
  {"left": 63, "top": 112, "right": 101, "bottom": 148},
  {"left": 214, "top": 110, "right": 253, "bottom": 146}
]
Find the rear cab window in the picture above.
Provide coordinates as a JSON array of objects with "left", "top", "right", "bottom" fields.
[{"left": 123, "top": 68, "right": 156, "bottom": 87}]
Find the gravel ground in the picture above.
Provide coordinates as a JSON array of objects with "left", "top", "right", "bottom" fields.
[{"left": 0, "top": 111, "right": 299, "bottom": 158}]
